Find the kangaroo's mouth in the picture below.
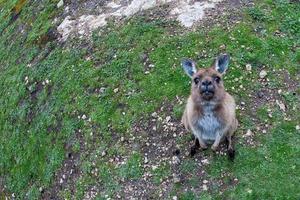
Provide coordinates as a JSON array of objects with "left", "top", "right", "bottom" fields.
[{"left": 201, "top": 90, "right": 214, "bottom": 100}]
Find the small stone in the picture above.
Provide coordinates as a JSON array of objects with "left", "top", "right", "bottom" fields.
[
  {"left": 173, "top": 174, "right": 181, "bottom": 183},
  {"left": 151, "top": 112, "right": 158, "bottom": 118},
  {"left": 59, "top": 178, "right": 63, "bottom": 184},
  {"left": 257, "top": 91, "right": 264, "bottom": 98},
  {"left": 245, "top": 129, "right": 252, "bottom": 137},
  {"left": 203, "top": 180, "right": 208, "bottom": 184},
  {"left": 144, "top": 157, "right": 148, "bottom": 164},
  {"left": 278, "top": 89, "right": 282, "bottom": 94},
  {"left": 246, "top": 64, "right": 252, "bottom": 71},
  {"left": 113, "top": 88, "right": 119, "bottom": 93},
  {"left": 120, "top": 137, "right": 125, "bottom": 142},
  {"left": 62, "top": 174, "right": 66, "bottom": 179},
  {"left": 262, "top": 129, "right": 267, "bottom": 134},
  {"left": 259, "top": 70, "right": 267, "bottom": 78},
  {"left": 165, "top": 116, "right": 171, "bottom": 122},
  {"left": 81, "top": 114, "right": 87, "bottom": 120},
  {"left": 201, "top": 159, "right": 210, "bottom": 165},
  {"left": 101, "top": 151, "right": 106, "bottom": 157},
  {"left": 202, "top": 184, "right": 208, "bottom": 191},
  {"left": 152, "top": 126, "right": 157, "bottom": 131},
  {"left": 57, "top": 0, "right": 64, "bottom": 8},
  {"left": 219, "top": 44, "right": 226, "bottom": 50},
  {"left": 296, "top": 125, "right": 300, "bottom": 130},
  {"left": 172, "top": 156, "right": 180, "bottom": 165},
  {"left": 276, "top": 100, "right": 286, "bottom": 112}
]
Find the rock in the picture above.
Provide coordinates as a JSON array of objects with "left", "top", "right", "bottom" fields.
[
  {"left": 203, "top": 179, "right": 208, "bottom": 184},
  {"left": 120, "top": 137, "right": 125, "bottom": 142},
  {"left": 113, "top": 88, "right": 119, "bottom": 93},
  {"left": 202, "top": 184, "right": 208, "bottom": 191},
  {"left": 257, "top": 91, "right": 264, "bottom": 98},
  {"left": 151, "top": 112, "right": 158, "bottom": 118},
  {"left": 219, "top": 44, "right": 226, "bottom": 50},
  {"left": 81, "top": 114, "right": 87, "bottom": 120},
  {"left": 278, "top": 89, "right": 282, "bottom": 94},
  {"left": 276, "top": 100, "right": 286, "bottom": 112},
  {"left": 57, "top": 0, "right": 64, "bottom": 8},
  {"left": 172, "top": 196, "right": 178, "bottom": 200},
  {"left": 201, "top": 159, "right": 210, "bottom": 165},
  {"left": 246, "top": 64, "right": 252, "bottom": 71},
  {"left": 101, "top": 151, "right": 106, "bottom": 157},
  {"left": 144, "top": 157, "right": 148, "bottom": 164},
  {"left": 296, "top": 125, "right": 300, "bottom": 130},
  {"left": 165, "top": 116, "right": 171, "bottom": 122},
  {"left": 173, "top": 174, "right": 181, "bottom": 183},
  {"left": 172, "top": 156, "right": 180, "bottom": 165},
  {"left": 259, "top": 70, "right": 267, "bottom": 78},
  {"left": 245, "top": 129, "right": 252, "bottom": 137}
]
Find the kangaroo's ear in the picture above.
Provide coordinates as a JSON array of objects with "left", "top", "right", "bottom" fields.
[
  {"left": 181, "top": 58, "right": 197, "bottom": 78},
  {"left": 214, "top": 54, "right": 230, "bottom": 74}
]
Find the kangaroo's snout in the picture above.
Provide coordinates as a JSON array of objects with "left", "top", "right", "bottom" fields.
[{"left": 200, "top": 78, "right": 215, "bottom": 100}]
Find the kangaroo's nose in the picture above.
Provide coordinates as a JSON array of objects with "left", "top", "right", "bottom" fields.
[{"left": 202, "top": 80, "right": 212, "bottom": 86}]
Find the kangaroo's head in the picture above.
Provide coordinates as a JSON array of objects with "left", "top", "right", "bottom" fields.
[{"left": 182, "top": 54, "right": 230, "bottom": 103}]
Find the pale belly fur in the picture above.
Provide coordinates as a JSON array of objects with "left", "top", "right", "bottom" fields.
[{"left": 195, "top": 107, "right": 223, "bottom": 143}]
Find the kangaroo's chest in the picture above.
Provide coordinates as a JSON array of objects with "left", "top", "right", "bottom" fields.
[{"left": 196, "top": 107, "right": 222, "bottom": 141}]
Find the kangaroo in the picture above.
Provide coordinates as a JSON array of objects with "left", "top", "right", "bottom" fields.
[{"left": 181, "top": 54, "right": 238, "bottom": 160}]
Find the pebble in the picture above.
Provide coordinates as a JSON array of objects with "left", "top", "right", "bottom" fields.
[
  {"left": 173, "top": 174, "right": 181, "bottom": 183},
  {"left": 113, "top": 88, "right": 119, "bottom": 93},
  {"left": 245, "top": 129, "right": 252, "bottom": 137},
  {"left": 246, "top": 64, "right": 252, "bottom": 71},
  {"left": 202, "top": 184, "right": 208, "bottom": 191},
  {"left": 144, "top": 157, "right": 148, "bottom": 164},
  {"left": 151, "top": 112, "right": 158, "bottom": 118},
  {"left": 101, "top": 151, "right": 106, "bottom": 157},
  {"left": 172, "top": 156, "right": 180, "bottom": 165},
  {"left": 296, "top": 125, "right": 300, "bottom": 130},
  {"left": 57, "top": 0, "right": 64, "bottom": 8},
  {"left": 259, "top": 70, "right": 267, "bottom": 78},
  {"left": 257, "top": 91, "right": 264, "bottom": 98},
  {"left": 120, "top": 137, "right": 125, "bottom": 142}
]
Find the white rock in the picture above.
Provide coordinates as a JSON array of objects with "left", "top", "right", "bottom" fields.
[
  {"left": 202, "top": 184, "right": 208, "bottom": 191},
  {"left": 246, "top": 64, "right": 252, "bottom": 71},
  {"left": 57, "top": 0, "right": 64, "bottom": 8},
  {"left": 276, "top": 100, "right": 286, "bottom": 112},
  {"left": 151, "top": 112, "right": 158, "bottom": 118},
  {"left": 245, "top": 129, "right": 252, "bottom": 137},
  {"left": 113, "top": 88, "right": 119, "bottom": 93},
  {"left": 259, "top": 70, "right": 267, "bottom": 78},
  {"left": 296, "top": 125, "right": 300, "bottom": 130}
]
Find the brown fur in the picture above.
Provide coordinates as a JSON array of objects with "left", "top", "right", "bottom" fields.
[{"left": 181, "top": 57, "right": 238, "bottom": 159}]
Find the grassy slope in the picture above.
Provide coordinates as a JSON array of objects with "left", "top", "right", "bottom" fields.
[{"left": 0, "top": 0, "right": 299, "bottom": 199}]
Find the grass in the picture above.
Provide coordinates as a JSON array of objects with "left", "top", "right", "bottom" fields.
[{"left": 0, "top": 0, "right": 299, "bottom": 199}]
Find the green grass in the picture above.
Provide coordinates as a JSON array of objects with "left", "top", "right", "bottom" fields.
[{"left": 0, "top": 0, "right": 299, "bottom": 199}]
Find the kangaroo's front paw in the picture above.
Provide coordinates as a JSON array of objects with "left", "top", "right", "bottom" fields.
[
  {"left": 200, "top": 144, "right": 208, "bottom": 150},
  {"left": 228, "top": 148, "right": 235, "bottom": 161},
  {"left": 211, "top": 145, "right": 218, "bottom": 152},
  {"left": 190, "top": 145, "right": 197, "bottom": 157}
]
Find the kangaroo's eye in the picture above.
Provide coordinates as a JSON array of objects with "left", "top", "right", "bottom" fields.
[
  {"left": 215, "top": 76, "right": 221, "bottom": 83},
  {"left": 194, "top": 77, "right": 200, "bottom": 84}
]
